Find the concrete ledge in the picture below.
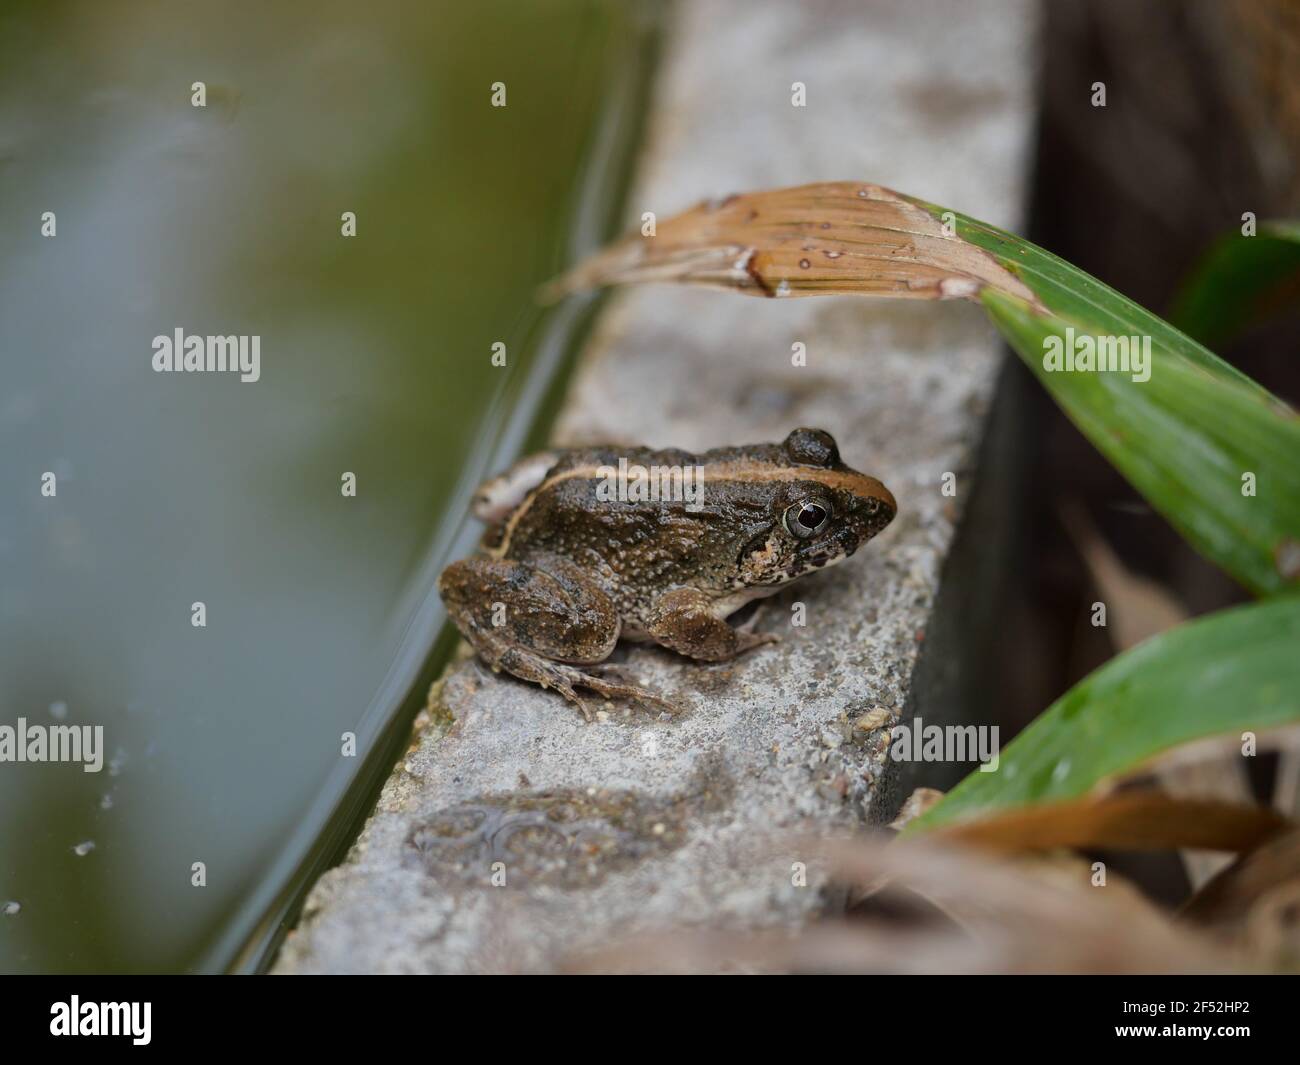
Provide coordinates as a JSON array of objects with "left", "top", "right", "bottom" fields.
[{"left": 275, "top": 0, "right": 1033, "bottom": 974}]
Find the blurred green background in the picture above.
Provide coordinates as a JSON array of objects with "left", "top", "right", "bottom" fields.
[{"left": 0, "top": 0, "right": 657, "bottom": 972}]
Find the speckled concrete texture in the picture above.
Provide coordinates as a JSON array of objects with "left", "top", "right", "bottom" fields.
[{"left": 276, "top": 0, "right": 1034, "bottom": 974}]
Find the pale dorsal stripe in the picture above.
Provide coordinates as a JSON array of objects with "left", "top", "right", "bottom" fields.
[{"left": 489, "top": 461, "right": 894, "bottom": 559}]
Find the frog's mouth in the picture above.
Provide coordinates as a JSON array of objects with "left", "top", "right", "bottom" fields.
[
  {"left": 737, "top": 530, "right": 852, "bottom": 583},
  {"left": 776, "top": 547, "right": 847, "bottom": 583}
]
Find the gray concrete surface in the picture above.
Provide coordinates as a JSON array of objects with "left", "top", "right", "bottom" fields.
[{"left": 276, "top": 0, "right": 1035, "bottom": 974}]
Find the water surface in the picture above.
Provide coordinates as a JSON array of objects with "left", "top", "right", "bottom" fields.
[{"left": 0, "top": 0, "right": 657, "bottom": 972}]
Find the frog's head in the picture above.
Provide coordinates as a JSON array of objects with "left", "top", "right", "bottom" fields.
[{"left": 735, "top": 428, "right": 896, "bottom": 587}]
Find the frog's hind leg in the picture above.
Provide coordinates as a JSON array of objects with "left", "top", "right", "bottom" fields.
[{"left": 438, "top": 558, "right": 678, "bottom": 719}]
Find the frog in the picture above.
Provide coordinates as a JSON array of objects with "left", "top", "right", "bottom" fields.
[{"left": 437, "top": 428, "right": 896, "bottom": 719}]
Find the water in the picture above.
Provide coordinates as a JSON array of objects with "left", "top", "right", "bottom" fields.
[{"left": 0, "top": 0, "right": 659, "bottom": 972}]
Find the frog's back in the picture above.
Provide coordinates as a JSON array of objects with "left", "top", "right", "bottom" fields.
[{"left": 477, "top": 445, "right": 695, "bottom": 562}]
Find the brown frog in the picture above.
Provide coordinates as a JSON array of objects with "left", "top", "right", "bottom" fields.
[{"left": 438, "top": 428, "right": 896, "bottom": 718}]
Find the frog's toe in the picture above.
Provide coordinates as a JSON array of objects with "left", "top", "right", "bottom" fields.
[
  {"left": 544, "top": 673, "right": 595, "bottom": 721},
  {"left": 565, "top": 691, "right": 596, "bottom": 722},
  {"left": 582, "top": 661, "right": 636, "bottom": 683},
  {"left": 572, "top": 670, "right": 682, "bottom": 718}
]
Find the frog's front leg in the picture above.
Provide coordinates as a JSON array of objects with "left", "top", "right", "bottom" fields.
[
  {"left": 437, "top": 558, "right": 678, "bottom": 719},
  {"left": 645, "top": 588, "right": 780, "bottom": 662}
]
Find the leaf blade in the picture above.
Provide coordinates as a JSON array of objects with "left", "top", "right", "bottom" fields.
[{"left": 907, "top": 598, "right": 1300, "bottom": 834}]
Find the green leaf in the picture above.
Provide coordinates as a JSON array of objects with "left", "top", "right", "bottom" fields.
[
  {"left": 980, "top": 287, "right": 1300, "bottom": 597},
  {"left": 1170, "top": 221, "right": 1300, "bottom": 347},
  {"left": 922, "top": 201, "right": 1300, "bottom": 598},
  {"left": 907, "top": 597, "right": 1300, "bottom": 834}
]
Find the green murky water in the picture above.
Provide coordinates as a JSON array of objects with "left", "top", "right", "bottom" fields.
[{"left": 0, "top": 0, "right": 657, "bottom": 972}]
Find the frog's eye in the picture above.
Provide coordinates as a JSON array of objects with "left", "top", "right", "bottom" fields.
[{"left": 784, "top": 499, "right": 832, "bottom": 538}]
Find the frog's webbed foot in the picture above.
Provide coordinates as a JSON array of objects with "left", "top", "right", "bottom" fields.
[
  {"left": 506, "top": 653, "right": 680, "bottom": 720},
  {"left": 530, "top": 664, "right": 597, "bottom": 722},
  {"left": 567, "top": 665, "right": 683, "bottom": 717},
  {"left": 478, "top": 638, "right": 682, "bottom": 721}
]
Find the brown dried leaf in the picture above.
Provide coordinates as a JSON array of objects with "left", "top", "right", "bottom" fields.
[
  {"left": 545, "top": 182, "right": 1040, "bottom": 306},
  {"left": 934, "top": 792, "right": 1290, "bottom": 854},
  {"left": 564, "top": 834, "right": 1241, "bottom": 974},
  {"left": 1184, "top": 828, "right": 1300, "bottom": 969},
  {"left": 1184, "top": 828, "right": 1300, "bottom": 925}
]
